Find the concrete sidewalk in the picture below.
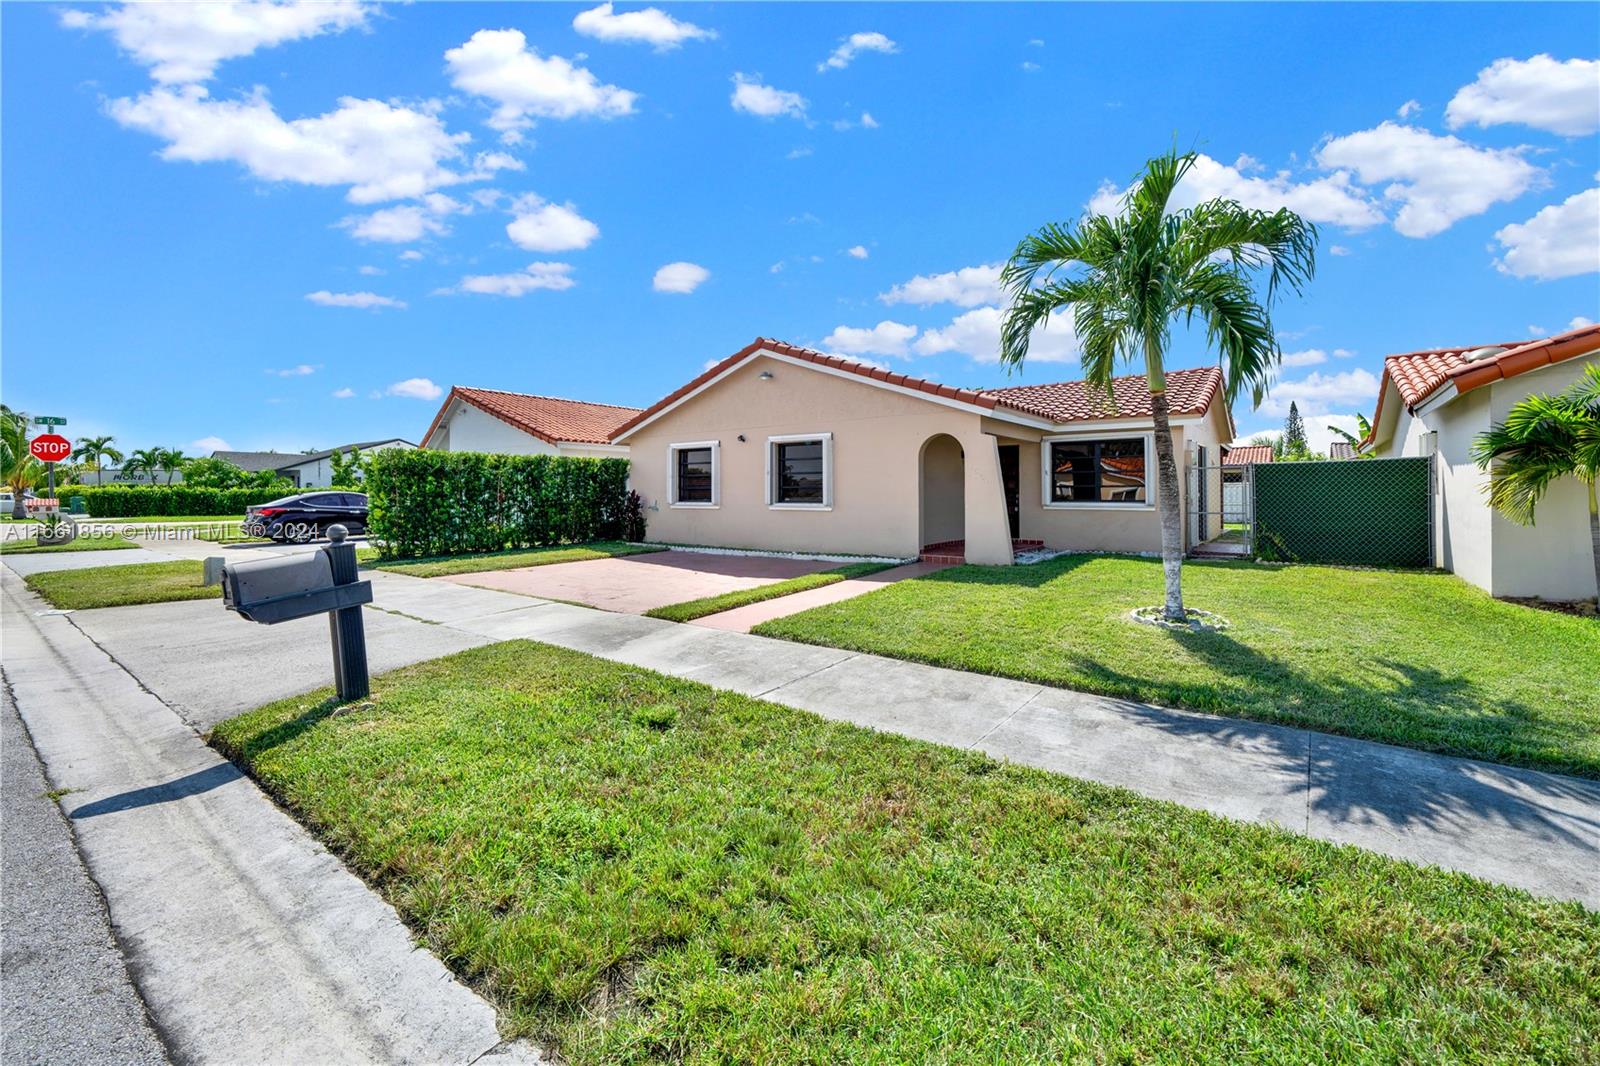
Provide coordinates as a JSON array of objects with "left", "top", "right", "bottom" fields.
[{"left": 1, "top": 571, "right": 541, "bottom": 1064}]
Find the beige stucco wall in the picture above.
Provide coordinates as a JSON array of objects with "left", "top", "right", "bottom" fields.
[
  {"left": 623, "top": 354, "right": 1015, "bottom": 563},
  {"left": 429, "top": 403, "right": 629, "bottom": 459},
  {"left": 920, "top": 435, "right": 965, "bottom": 545}
]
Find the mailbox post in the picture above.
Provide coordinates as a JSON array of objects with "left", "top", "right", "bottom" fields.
[{"left": 213, "top": 524, "right": 373, "bottom": 702}]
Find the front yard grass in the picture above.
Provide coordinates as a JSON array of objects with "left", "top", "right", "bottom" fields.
[
  {"left": 24, "top": 560, "right": 218, "bottom": 610},
  {"left": 644, "top": 561, "right": 894, "bottom": 622},
  {"left": 1, "top": 532, "right": 139, "bottom": 554},
  {"left": 367, "top": 541, "right": 661, "bottom": 578},
  {"left": 212, "top": 641, "right": 1598, "bottom": 1063},
  {"left": 753, "top": 554, "right": 1600, "bottom": 778}
]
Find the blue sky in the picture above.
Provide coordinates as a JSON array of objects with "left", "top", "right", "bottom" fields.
[{"left": 3, "top": 2, "right": 1596, "bottom": 456}]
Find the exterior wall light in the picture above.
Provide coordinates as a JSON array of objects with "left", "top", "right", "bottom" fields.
[{"left": 758, "top": 371, "right": 774, "bottom": 380}]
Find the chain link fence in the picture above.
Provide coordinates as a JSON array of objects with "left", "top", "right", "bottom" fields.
[{"left": 1253, "top": 456, "right": 1432, "bottom": 567}]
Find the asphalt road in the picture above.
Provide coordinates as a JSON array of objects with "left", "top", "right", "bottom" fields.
[{"left": 1, "top": 681, "right": 168, "bottom": 1065}]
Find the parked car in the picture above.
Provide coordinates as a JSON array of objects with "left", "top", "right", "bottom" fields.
[{"left": 243, "top": 491, "right": 368, "bottom": 543}]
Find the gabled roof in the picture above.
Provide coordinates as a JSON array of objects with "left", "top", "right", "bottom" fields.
[
  {"left": 1367, "top": 321, "right": 1600, "bottom": 445},
  {"left": 610, "top": 337, "right": 1230, "bottom": 441},
  {"left": 212, "top": 441, "right": 415, "bottom": 472},
  {"left": 423, "top": 386, "right": 641, "bottom": 448},
  {"left": 1328, "top": 441, "right": 1356, "bottom": 460},
  {"left": 1222, "top": 444, "right": 1274, "bottom": 465},
  {"left": 289, "top": 439, "right": 416, "bottom": 465}
]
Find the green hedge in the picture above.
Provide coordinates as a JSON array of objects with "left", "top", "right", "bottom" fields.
[
  {"left": 364, "top": 450, "right": 633, "bottom": 558},
  {"left": 62, "top": 485, "right": 294, "bottom": 518}
]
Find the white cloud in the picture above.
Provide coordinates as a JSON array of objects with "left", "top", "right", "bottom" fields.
[
  {"left": 847, "top": 245, "right": 869, "bottom": 259},
  {"left": 822, "top": 320, "right": 918, "bottom": 358},
  {"left": 331, "top": 387, "right": 356, "bottom": 399},
  {"left": 505, "top": 194, "right": 600, "bottom": 252},
  {"left": 1021, "top": 61, "right": 1041, "bottom": 73},
  {"left": 1572, "top": 316, "right": 1596, "bottom": 329},
  {"left": 1446, "top": 55, "right": 1600, "bottom": 137},
  {"left": 341, "top": 204, "right": 450, "bottom": 243},
  {"left": 106, "top": 85, "right": 509, "bottom": 204},
  {"left": 59, "top": 0, "right": 371, "bottom": 84},
  {"left": 1397, "top": 99, "right": 1422, "bottom": 119},
  {"left": 305, "top": 290, "right": 406, "bottom": 310},
  {"left": 913, "top": 306, "right": 1080, "bottom": 363},
  {"left": 1328, "top": 244, "right": 1352, "bottom": 256},
  {"left": 190, "top": 435, "right": 231, "bottom": 452},
  {"left": 1089, "top": 152, "right": 1383, "bottom": 229},
  {"left": 652, "top": 261, "right": 710, "bottom": 293},
  {"left": 860, "top": 112, "right": 879, "bottom": 129},
  {"left": 268, "top": 363, "right": 317, "bottom": 377},
  {"left": 1303, "top": 413, "right": 1367, "bottom": 456},
  {"left": 1316, "top": 122, "right": 1540, "bottom": 238},
  {"left": 455, "top": 262, "right": 576, "bottom": 296},
  {"left": 786, "top": 146, "right": 813, "bottom": 160},
  {"left": 399, "top": 249, "right": 424, "bottom": 261},
  {"left": 730, "top": 74, "right": 807, "bottom": 119},
  {"left": 1259, "top": 367, "right": 1380, "bottom": 417},
  {"left": 880, "top": 263, "right": 1004, "bottom": 308},
  {"left": 1492, "top": 187, "right": 1600, "bottom": 280},
  {"left": 357, "top": 265, "right": 384, "bottom": 276},
  {"left": 386, "top": 377, "right": 442, "bottom": 400},
  {"left": 1333, "top": 348, "right": 1356, "bottom": 358},
  {"left": 818, "top": 31, "right": 897, "bottom": 72},
  {"left": 1279, "top": 348, "right": 1328, "bottom": 368},
  {"left": 445, "top": 29, "right": 637, "bottom": 139},
  {"left": 572, "top": 3, "right": 714, "bottom": 50},
  {"left": 1528, "top": 324, "right": 1549, "bottom": 337}
]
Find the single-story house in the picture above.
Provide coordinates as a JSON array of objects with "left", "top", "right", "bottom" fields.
[
  {"left": 212, "top": 438, "right": 415, "bottom": 488},
  {"left": 1327, "top": 441, "right": 1357, "bottom": 461},
  {"left": 1219, "top": 444, "right": 1272, "bottom": 523},
  {"left": 609, "top": 338, "right": 1234, "bottom": 565},
  {"left": 1363, "top": 320, "right": 1599, "bottom": 601},
  {"left": 421, "top": 386, "right": 638, "bottom": 458}
]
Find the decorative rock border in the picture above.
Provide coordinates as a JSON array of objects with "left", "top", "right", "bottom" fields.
[{"left": 1128, "top": 605, "right": 1231, "bottom": 632}]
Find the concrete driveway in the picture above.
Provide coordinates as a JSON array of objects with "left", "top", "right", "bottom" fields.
[{"left": 438, "top": 549, "right": 840, "bottom": 614}]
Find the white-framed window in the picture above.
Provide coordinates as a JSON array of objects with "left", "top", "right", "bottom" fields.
[
  {"left": 668, "top": 440, "right": 719, "bottom": 508},
  {"left": 765, "top": 432, "right": 833, "bottom": 510},
  {"left": 1041, "top": 432, "right": 1154, "bottom": 509}
]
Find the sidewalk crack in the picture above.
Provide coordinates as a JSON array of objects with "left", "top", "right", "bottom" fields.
[{"left": 970, "top": 688, "right": 1044, "bottom": 749}]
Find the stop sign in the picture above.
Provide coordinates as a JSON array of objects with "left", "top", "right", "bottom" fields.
[{"left": 29, "top": 433, "right": 71, "bottom": 463}]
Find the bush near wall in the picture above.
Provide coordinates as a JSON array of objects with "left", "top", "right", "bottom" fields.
[
  {"left": 64, "top": 485, "right": 295, "bottom": 517},
  {"left": 364, "top": 449, "right": 633, "bottom": 558}
]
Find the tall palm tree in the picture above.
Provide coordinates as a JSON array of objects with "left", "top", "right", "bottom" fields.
[
  {"left": 72, "top": 434, "right": 124, "bottom": 486},
  {"left": 1472, "top": 362, "right": 1600, "bottom": 599},
  {"left": 1000, "top": 148, "right": 1318, "bottom": 622},
  {"left": 157, "top": 447, "right": 187, "bottom": 484},
  {"left": 123, "top": 447, "right": 165, "bottom": 484},
  {"left": 2, "top": 408, "right": 43, "bottom": 518}
]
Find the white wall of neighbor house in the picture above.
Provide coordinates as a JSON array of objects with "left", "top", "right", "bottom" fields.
[
  {"left": 287, "top": 440, "right": 415, "bottom": 488},
  {"left": 623, "top": 354, "right": 1015, "bottom": 563},
  {"left": 1379, "top": 355, "right": 1597, "bottom": 600},
  {"left": 428, "top": 404, "right": 629, "bottom": 458}
]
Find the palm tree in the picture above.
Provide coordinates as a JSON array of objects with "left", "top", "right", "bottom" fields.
[
  {"left": 123, "top": 447, "right": 165, "bottom": 484},
  {"left": 1000, "top": 148, "right": 1318, "bottom": 622},
  {"left": 72, "top": 434, "right": 124, "bottom": 486},
  {"left": 1472, "top": 362, "right": 1600, "bottom": 599},
  {"left": 1, "top": 408, "right": 42, "bottom": 518},
  {"left": 1328, "top": 413, "right": 1373, "bottom": 450},
  {"left": 157, "top": 447, "right": 187, "bottom": 484}
]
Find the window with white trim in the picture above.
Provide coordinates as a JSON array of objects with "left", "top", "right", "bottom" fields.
[
  {"left": 668, "top": 441, "right": 719, "bottom": 507},
  {"left": 766, "top": 433, "right": 832, "bottom": 509},
  {"left": 1045, "top": 436, "right": 1149, "bottom": 505}
]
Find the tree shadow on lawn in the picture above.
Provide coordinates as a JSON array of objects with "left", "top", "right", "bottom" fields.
[
  {"left": 213, "top": 695, "right": 347, "bottom": 762},
  {"left": 1059, "top": 637, "right": 1600, "bottom": 852}
]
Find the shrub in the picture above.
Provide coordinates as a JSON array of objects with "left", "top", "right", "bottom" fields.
[
  {"left": 65, "top": 485, "right": 293, "bottom": 517},
  {"left": 364, "top": 449, "right": 632, "bottom": 558},
  {"left": 622, "top": 489, "right": 648, "bottom": 542}
]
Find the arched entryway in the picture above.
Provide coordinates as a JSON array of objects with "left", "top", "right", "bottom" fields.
[{"left": 920, "top": 433, "right": 965, "bottom": 559}]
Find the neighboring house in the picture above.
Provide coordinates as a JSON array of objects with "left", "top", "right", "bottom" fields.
[
  {"left": 1327, "top": 441, "right": 1357, "bottom": 460},
  {"left": 609, "top": 338, "right": 1234, "bottom": 565},
  {"left": 211, "top": 439, "right": 415, "bottom": 488},
  {"left": 96, "top": 467, "right": 184, "bottom": 485},
  {"left": 421, "top": 386, "right": 638, "bottom": 458},
  {"left": 1219, "top": 444, "right": 1272, "bottom": 523},
  {"left": 1364, "top": 321, "right": 1599, "bottom": 601},
  {"left": 1222, "top": 444, "right": 1273, "bottom": 466}
]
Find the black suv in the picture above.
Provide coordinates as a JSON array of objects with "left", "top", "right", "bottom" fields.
[{"left": 243, "top": 492, "right": 368, "bottom": 543}]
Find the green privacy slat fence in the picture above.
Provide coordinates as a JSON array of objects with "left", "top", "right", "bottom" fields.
[{"left": 1253, "top": 457, "right": 1432, "bottom": 567}]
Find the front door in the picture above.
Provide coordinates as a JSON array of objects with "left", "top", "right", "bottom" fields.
[{"left": 999, "top": 445, "right": 1020, "bottom": 540}]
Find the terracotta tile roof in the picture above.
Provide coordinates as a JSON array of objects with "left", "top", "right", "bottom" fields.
[
  {"left": 986, "top": 366, "right": 1223, "bottom": 423},
  {"left": 423, "top": 386, "right": 641, "bottom": 448},
  {"left": 1222, "top": 444, "right": 1274, "bottom": 465},
  {"left": 1366, "top": 321, "right": 1600, "bottom": 445},
  {"left": 612, "top": 338, "right": 1228, "bottom": 440}
]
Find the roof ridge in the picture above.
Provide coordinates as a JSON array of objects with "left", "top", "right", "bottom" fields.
[{"left": 454, "top": 385, "right": 643, "bottom": 412}]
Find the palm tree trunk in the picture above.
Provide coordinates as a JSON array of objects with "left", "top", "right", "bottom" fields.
[
  {"left": 1149, "top": 388, "right": 1186, "bottom": 621},
  {"left": 1589, "top": 481, "right": 1599, "bottom": 604}
]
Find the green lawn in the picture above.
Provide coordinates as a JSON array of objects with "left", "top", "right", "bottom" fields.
[
  {"left": 645, "top": 562, "right": 894, "bottom": 622},
  {"left": 90, "top": 514, "right": 248, "bottom": 524},
  {"left": 0, "top": 532, "right": 139, "bottom": 554},
  {"left": 24, "top": 560, "right": 218, "bottom": 610},
  {"left": 753, "top": 554, "right": 1600, "bottom": 778},
  {"left": 212, "top": 641, "right": 1598, "bottom": 1063},
  {"left": 367, "top": 541, "right": 661, "bottom": 578}
]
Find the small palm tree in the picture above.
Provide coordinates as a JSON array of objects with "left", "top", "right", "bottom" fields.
[
  {"left": 2, "top": 408, "right": 43, "bottom": 518},
  {"left": 1001, "top": 148, "right": 1317, "bottom": 622},
  {"left": 123, "top": 447, "right": 165, "bottom": 484},
  {"left": 1472, "top": 363, "right": 1600, "bottom": 599},
  {"left": 72, "top": 434, "right": 124, "bottom": 486},
  {"left": 157, "top": 447, "right": 187, "bottom": 484}
]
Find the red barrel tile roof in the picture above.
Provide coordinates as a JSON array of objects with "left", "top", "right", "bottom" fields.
[
  {"left": 423, "top": 386, "right": 642, "bottom": 447},
  {"left": 1222, "top": 444, "right": 1274, "bottom": 465}
]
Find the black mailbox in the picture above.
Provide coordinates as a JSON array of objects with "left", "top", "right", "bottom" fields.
[{"left": 214, "top": 525, "right": 373, "bottom": 701}]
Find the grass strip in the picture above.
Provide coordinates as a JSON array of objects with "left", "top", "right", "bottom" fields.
[
  {"left": 645, "top": 561, "right": 895, "bottom": 622},
  {"left": 1, "top": 533, "right": 139, "bottom": 554},
  {"left": 24, "top": 560, "right": 219, "bottom": 609},
  {"left": 212, "top": 640, "right": 1600, "bottom": 1063},
  {"left": 367, "top": 541, "right": 660, "bottom": 578}
]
